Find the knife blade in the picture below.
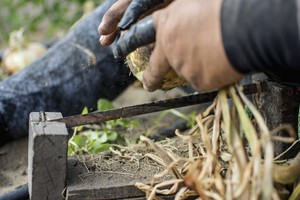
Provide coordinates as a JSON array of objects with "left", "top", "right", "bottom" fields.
[{"left": 50, "top": 82, "right": 266, "bottom": 128}]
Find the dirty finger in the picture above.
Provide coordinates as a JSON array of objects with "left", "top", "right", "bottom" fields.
[
  {"left": 118, "top": 0, "right": 164, "bottom": 30},
  {"left": 98, "top": 0, "right": 132, "bottom": 35},
  {"left": 99, "top": 30, "right": 119, "bottom": 46},
  {"left": 143, "top": 41, "right": 171, "bottom": 92}
]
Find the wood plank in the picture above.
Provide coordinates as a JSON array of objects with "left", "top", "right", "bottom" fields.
[
  {"left": 66, "top": 143, "right": 184, "bottom": 200},
  {"left": 28, "top": 112, "right": 68, "bottom": 200}
]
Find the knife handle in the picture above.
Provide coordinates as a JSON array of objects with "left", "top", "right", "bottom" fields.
[{"left": 113, "top": 16, "right": 156, "bottom": 60}]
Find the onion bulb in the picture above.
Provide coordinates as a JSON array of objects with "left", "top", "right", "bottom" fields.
[
  {"left": 126, "top": 46, "right": 188, "bottom": 91},
  {"left": 3, "top": 29, "right": 47, "bottom": 74}
]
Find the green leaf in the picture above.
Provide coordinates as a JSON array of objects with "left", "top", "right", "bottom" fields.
[
  {"left": 86, "top": 138, "right": 97, "bottom": 149},
  {"left": 89, "top": 140, "right": 111, "bottom": 154},
  {"left": 112, "top": 118, "right": 140, "bottom": 128},
  {"left": 67, "top": 97, "right": 141, "bottom": 155},
  {"left": 107, "top": 131, "right": 118, "bottom": 141},
  {"left": 76, "top": 107, "right": 89, "bottom": 131},
  {"left": 98, "top": 132, "right": 108, "bottom": 143},
  {"left": 155, "top": 110, "right": 171, "bottom": 122},
  {"left": 168, "top": 109, "right": 190, "bottom": 121},
  {"left": 83, "top": 130, "right": 99, "bottom": 141},
  {"left": 72, "top": 135, "right": 86, "bottom": 148},
  {"left": 105, "top": 121, "right": 113, "bottom": 129},
  {"left": 186, "top": 111, "right": 196, "bottom": 127},
  {"left": 89, "top": 143, "right": 111, "bottom": 154},
  {"left": 82, "top": 107, "right": 89, "bottom": 114},
  {"left": 130, "top": 120, "right": 140, "bottom": 127},
  {"left": 97, "top": 99, "right": 114, "bottom": 111},
  {"left": 245, "top": 105, "right": 253, "bottom": 120},
  {"left": 155, "top": 109, "right": 195, "bottom": 128}
]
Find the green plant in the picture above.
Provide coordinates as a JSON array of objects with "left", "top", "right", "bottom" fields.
[
  {"left": 68, "top": 98, "right": 140, "bottom": 156},
  {"left": 0, "top": 0, "right": 104, "bottom": 48},
  {"left": 155, "top": 109, "right": 197, "bottom": 128}
]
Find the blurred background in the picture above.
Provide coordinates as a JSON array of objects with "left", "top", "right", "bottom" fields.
[
  {"left": 0, "top": 0, "right": 104, "bottom": 49},
  {"left": 0, "top": 0, "right": 105, "bottom": 79}
]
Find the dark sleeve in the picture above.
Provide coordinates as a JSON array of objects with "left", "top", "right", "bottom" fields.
[{"left": 221, "top": 0, "right": 300, "bottom": 85}]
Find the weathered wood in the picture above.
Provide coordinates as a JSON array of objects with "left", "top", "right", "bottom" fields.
[
  {"left": 121, "top": 195, "right": 197, "bottom": 200},
  {"left": 66, "top": 156, "right": 167, "bottom": 200},
  {"left": 0, "top": 0, "right": 135, "bottom": 146},
  {"left": 28, "top": 112, "right": 68, "bottom": 200},
  {"left": 65, "top": 137, "right": 200, "bottom": 200},
  {"left": 251, "top": 74, "right": 300, "bottom": 158},
  {"left": 65, "top": 140, "right": 193, "bottom": 200}
]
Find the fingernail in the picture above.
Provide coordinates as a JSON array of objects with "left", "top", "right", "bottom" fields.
[
  {"left": 100, "top": 35, "right": 104, "bottom": 42},
  {"left": 98, "top": 23, "right": 103, "bottom": 34},
  {"left": 99, "top": 35, "right": 107, "bottom": 45}
]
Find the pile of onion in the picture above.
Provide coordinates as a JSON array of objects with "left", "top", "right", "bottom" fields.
[{"left": 2, "top": 29, "right": 47, "bottom": 74}]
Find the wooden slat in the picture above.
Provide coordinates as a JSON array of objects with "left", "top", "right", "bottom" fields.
[{"left": 66, "top": 149, "right": 173, "bottom": 199}]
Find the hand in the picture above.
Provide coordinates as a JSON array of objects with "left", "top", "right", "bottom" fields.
[
  {"left": 98, "top": 0, "right": 131, "bottom": 46},
  {"left": 142, "top": 0, "right": 243, "bottom": 92},
  {"left": 98, "top": 0, "right": 173, "bottom": 46}
]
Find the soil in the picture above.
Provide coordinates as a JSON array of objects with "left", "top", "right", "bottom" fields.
[
  {"left": 0, "top": 83, "right": 202, "bottom": 196},
  {"left": 0, "top": 137, "right": 28, "bottom": 194}
]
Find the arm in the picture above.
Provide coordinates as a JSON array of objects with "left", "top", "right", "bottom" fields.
[
  {"left": 222, "top": 0, "right": 300, "bottom": 85},
  {"left": 100, "top": 0, "right": 300, "bottom": 92}
]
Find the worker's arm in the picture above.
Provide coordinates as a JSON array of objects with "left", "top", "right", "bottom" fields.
[
  {"left": 141, "top": 0, "right": 243, "bottom": 92},
  {"left": 99, "top": 0, "right": 300, "bottom": 92},
  {"left": 222, "top": 0, "right": 300, "bottom": 85}
]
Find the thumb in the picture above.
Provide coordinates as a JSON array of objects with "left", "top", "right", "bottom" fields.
[{"left": 142, "top": 12, "right": 171, "bottom": 92}]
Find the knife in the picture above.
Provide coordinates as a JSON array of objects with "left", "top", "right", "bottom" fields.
[
  {"left": 50, "top": 82, "right": 266, "bottom": 128},
  {"left": 113, "top": 15, "right": 156, "bottom": 60}
]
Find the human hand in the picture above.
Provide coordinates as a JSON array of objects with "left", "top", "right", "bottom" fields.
[
  {"left": 98, "top": 0, "right": 131, "bottom": 46},
  {"left": 141, "top": 0, "right": 243, "bottom": 92},
  {"left": 98, "top": 0, "right": 173, "bottom": 46}
]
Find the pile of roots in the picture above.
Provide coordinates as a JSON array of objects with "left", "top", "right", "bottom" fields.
[{"left": 135, "top": 84, "right": 300, "bottom": 200}]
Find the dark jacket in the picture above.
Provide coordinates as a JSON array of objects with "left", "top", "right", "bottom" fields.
[{"left": 221, "top": 0, "right": 300, "bottom": 85}]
